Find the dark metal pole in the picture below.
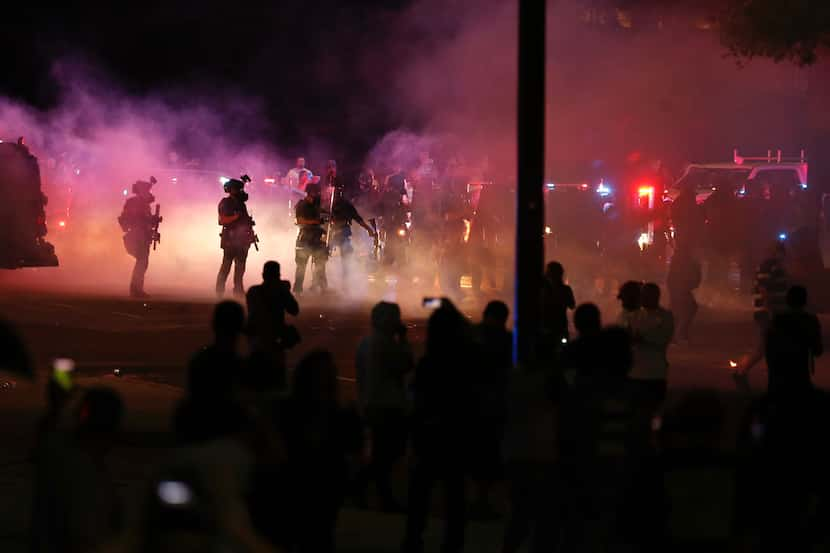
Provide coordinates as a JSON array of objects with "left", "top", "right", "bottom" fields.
[{"left": 514, "top": 0, "right": 546, "bottom": 367}]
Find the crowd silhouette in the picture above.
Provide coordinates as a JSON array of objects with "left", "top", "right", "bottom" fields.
[{"left": 6, "top": 254, "right": 829, "bottom": 553}]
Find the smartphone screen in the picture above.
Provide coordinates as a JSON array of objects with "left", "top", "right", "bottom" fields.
[
  {"left": 53, "top": 358, "right": 75, "bottom": 373},
  {"left": 422, "top": 297, "right": 442, "bottom": 309},
  {"left": 157, "top": 480, "right": 194, "bottom": 506}
]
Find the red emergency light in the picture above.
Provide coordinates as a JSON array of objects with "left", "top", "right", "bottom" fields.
[
  {"left": 637, "top": 184, "right": 655, "bottom": 211},
  {"left": 637, "top": 184, "right": 654, "bottom": 197}
]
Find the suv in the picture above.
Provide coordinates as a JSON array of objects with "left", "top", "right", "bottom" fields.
[
  {"left": 0, "top": 140, "right": 59, "bottom": 268},
  {"left": 668, "top": 149, "right": 809, "bottom": 205}
]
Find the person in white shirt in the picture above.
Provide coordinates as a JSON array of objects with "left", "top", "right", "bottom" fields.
[
  {"left": 630, "top": 282, "right": 675, "bottom": 409},
  {"left": 283, "top": 157, "right": 317, "bottom": 193}
]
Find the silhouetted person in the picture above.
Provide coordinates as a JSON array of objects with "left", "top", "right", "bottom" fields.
[
  {"left": 667, "top": 248, "right": 701, "bottom": 343},
  {"left": 31, "top": 387, "right": 125, "bottom": 553},
  {"left": 765, "top": 285, "right": 823, "bottom": 397},
  {"left": 559, "top": 326, "right": 654, "bottom": 552},
  {"left": 734, "top": 375, "right": 830, "bottom": 552},
  {"left": 403, "top": 300, "right": 476, "bottom": 553},
  {"left": 0, "top": 317, "right": 33, "bottom": 377},
  {"left": 275, "top": 350, "right": 363, "bottom": 553},
  {"left": 502, "top": 330, "right": 560, "bottom": 553},
  {"left": 616, "top": 280, "right": 643, "bottom": 329},
  {"left": 658, "top": 391, "right": 729, "bottom": 551},
  {"left": 560, "top": 302, "right": 603, "bottom": 388},
  {"left": 245, "top": 261, "right": 299, "bottom": 392},
  {"left": 630, "top": 283, "right": 675, "bottom": 411},
  {"left": 470, "top": 300, "right": 512, "bottom": 520},
  {"left": 133, "top": 461, "right": 276, "bottom": 553},
  {"left": 541, "top": 261, "right": 576, "bottom": 345},
  {"left": 354, "top": 301, "right": 414, "bottom": 512},
  {"left": 118, "top": 177, "right": 161, "bottom": 298},
  {"left": 176, "top": 302, "right": 247, "bottom": 444},
  {"left": 738, "top": 241, "right": 789, "bottom": 376}
]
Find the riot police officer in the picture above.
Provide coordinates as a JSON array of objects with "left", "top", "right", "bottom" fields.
[
  {"left": 294, "top": 182, "right": 328, "bottom": 294},
  {"left": 216, "top": 176, "right": 256, "bottom": 297},
  {"left": 118, "top": 177, "right": 161, "bottom": 298},
  {"left": 330, "top": 188, "right": 376, "bottom": 284}
]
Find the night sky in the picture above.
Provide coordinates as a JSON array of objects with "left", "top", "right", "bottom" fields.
[{"left": 0, "top": 0, "right": 416, "bottom": 160}]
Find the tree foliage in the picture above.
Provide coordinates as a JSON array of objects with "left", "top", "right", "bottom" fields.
[
  {"left": 720, "top": 0, "right": 830, "bottom": 66},
  {"left": 610, "top": 0, "right": 830, "bottom": 65}
]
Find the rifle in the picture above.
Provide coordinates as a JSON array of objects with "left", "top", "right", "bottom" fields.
[
  {"left": 151, "top": 204, "right": 161, "bottom": 250},
  {"left": 248, "top": 211, "right": 260, "bottom": 252},
  {"left": 324, "top": 175, "right": 336, "bottom": 253},
  {"left": 369, "top": 218, "right": 379, "bottom": 261}
]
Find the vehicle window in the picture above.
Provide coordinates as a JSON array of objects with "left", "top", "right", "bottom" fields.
[
  {"left": 746, "top": 169, "right": 800, "bottom": 201},
  {"left": 677, "top": 168, "right": 751, "bottom": 193}
]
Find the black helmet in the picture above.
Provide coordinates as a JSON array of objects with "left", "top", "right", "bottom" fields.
[
  {"left": 132, "top": 176, "right": 156, "bottom": 195},
  {"left": 223, "top": 174, "right": 250, "bottom": 193},
  {"left": 223, "top": 178, "right": 245, "bottom": 193}
]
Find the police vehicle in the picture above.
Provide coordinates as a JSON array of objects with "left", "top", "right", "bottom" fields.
[
  {"left": 0, "top": 138, "right": 59, "bottom": 268},
  {"left": 666, "top": 149, "right": 816, "bottom": 251},
  {"left": 667, "top": 149, "right": 809, "bottom": 205}
]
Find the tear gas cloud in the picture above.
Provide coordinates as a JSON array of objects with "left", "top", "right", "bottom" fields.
[
  {"left": 0, "top": 0, "right": 823, "bottom": 303},
  {"left": 0, "top": 63, "right": 301, "bottom": 299}
]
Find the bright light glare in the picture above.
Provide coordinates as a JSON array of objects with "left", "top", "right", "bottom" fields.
[
  {"left": 157, "top": 481, "right": 193, "bottom": 506},
  {"left": 801, "top": 183, "right": 808, "bottom": 190},
  {"left": 637, "top": 232, "right": 650, "bottom": 250},
  {"left": 52, "top": 358, "right": 75, "bottom": 373},
  {"left": 58, "top": 220, "right": 66, "bottom": 228},
  {"left": 219, "top": 176, "right": 230, "bottom": 185},
  {"left": 638, "top": 185, "right": 654, "bottom": 197},
  {"left": 122, "top": 189, "right": 128, "bottom": 196},
  {"left": 597, "top": 182, "right": 612, "bottom": 196},
  {"left": 397, "top": 229, "right": 406, "bottom": 237},
  {"left": 546, "top": 183, "right": 555, "bottom": 190},
  {"left": 778, "top": 233, "right": 787, "bottom": 241},
  {"left": 544, "top": 226, "right": 552, "bottom": 235},
  {"left": 729, "top": 360, "right": 738, "bottom": 369}
]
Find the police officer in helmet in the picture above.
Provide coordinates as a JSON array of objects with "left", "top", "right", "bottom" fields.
[
  {"left": 331, "top": 184, "right": 376, "bottom": 285},
  {"left": 293, "top": 181, "right": 328, "bottom": 294},
  {"left": 118, "top": 177, "right": 161, "bottom": 298},
  {"left": 216, "top": 176, "right": 256, "bottom": 297}
]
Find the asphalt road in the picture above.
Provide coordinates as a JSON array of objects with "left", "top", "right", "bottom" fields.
[{"left": 2, "top": 287, "right": 828, "bottom": 393}]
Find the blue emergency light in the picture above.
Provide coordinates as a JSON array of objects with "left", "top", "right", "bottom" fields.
[{"left": 778, "top": 232, "right": 787, "bottom": 241}]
